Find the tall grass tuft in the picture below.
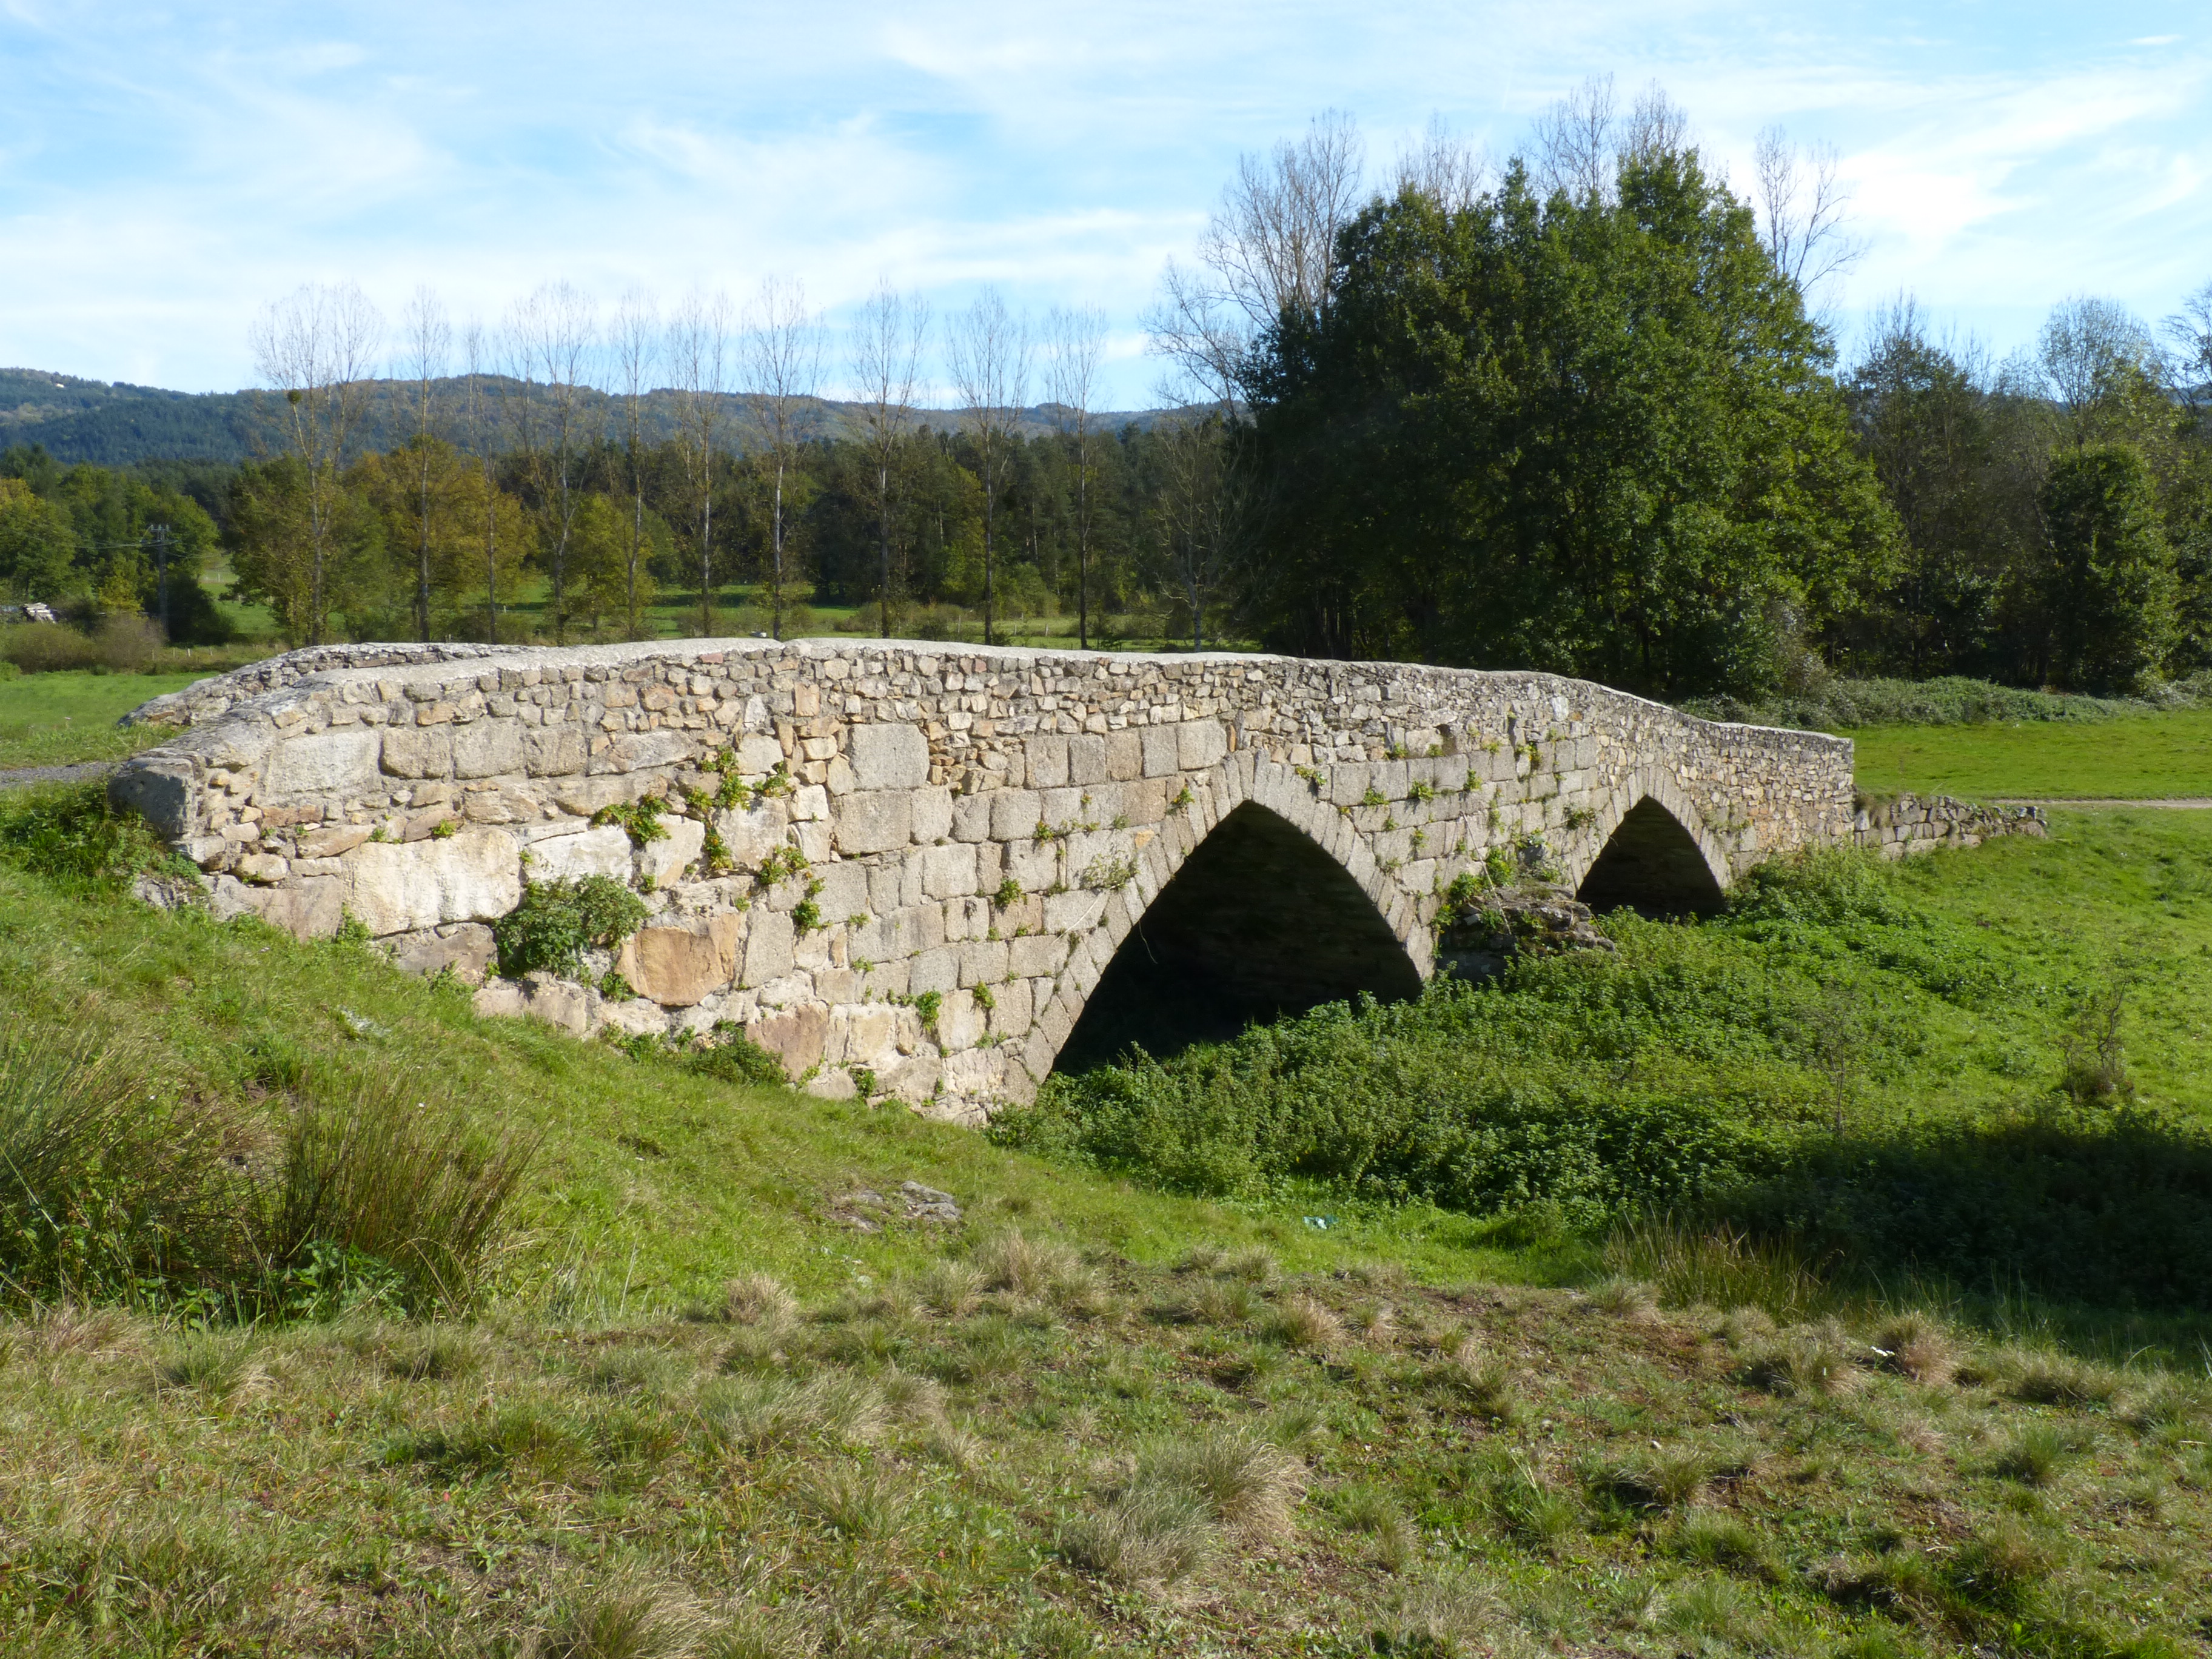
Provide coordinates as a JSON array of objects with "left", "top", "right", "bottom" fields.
[
  {"left": 1604, "top": 1214, "right": 1832, "bottom": 1322},
  {"left": 257, "top": 1068, "right": 534, "bottom": 1316},
  {"left": 0, "top": 1031, "right": 247, "bottom": 1304},
  {"left": 0, "top": 1031, "right": 531, "bottom": 1319}
]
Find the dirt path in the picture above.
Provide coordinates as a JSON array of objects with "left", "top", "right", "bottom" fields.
[{"left": 0, "top": 760, "right": 121, "bottom": 791}]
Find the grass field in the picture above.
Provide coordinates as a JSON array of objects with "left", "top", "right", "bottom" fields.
[
  {"left": 4, "top": 787, "right": 2212, "bottom": 1652},
  {"left": 1845, "top": 711, "right": 2212, "bottom": 800},
  {"left": 0, "top": 668, "right": 223, "bottom": 770}
]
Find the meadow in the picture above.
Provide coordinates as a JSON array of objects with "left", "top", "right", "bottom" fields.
[{"left": 2, "top": 768, "right": 2212, "bottom": 1654}]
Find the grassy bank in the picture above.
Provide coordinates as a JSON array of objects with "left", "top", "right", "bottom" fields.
[{"left": 1, "top": 786, "right": 2211, "bottom": 1651}]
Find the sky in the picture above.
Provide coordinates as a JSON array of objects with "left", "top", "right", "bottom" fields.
[{"left": 0, "top": 0, "right": 2206, "bottom": 407}]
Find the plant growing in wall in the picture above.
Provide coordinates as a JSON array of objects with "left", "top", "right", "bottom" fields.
[
  {"left": 593, "top": 793, "right": 670, "bottom": 846},
  {"left": 492, "top": 874, "right": 649, "bottom": 979},
  {"left": 1080, "top": 853, "right": 1138, "bottom": 891}
]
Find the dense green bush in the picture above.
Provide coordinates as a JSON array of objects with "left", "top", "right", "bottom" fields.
[
  {"left": 492, "top": 875, "right": 649, "bottom": 979},
  {"left": 685, "top": 1026, "right": 791, "bottom": 1090}
]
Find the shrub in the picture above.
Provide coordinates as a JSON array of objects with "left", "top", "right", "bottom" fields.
[
  {"left": 0, "top": 622, "right": 101, "bottom": 673},
  {"left": 0, "top": 781, "right": 187, "bottom": 888},
  {"left": 685, "top": 1028, "right": 788, "bottom": 1090},
  {"left": 492, "top": 876, "right": 649, "bottom": 979}
]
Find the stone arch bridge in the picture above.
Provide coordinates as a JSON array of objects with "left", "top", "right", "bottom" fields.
[{"left": 113, "top": 640, "right": 1854, "bottom": 1118}]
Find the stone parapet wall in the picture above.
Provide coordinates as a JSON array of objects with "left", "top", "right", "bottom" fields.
[
  {"left": 1853, "top": 793, "right": 2048, "bottom": 857},
  {"left": 111, "top": 638, "right": 1855, "bottom": 1118}
]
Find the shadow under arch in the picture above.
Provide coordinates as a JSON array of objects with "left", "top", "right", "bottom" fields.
[
  {"left": 1055, "top": 800, "right": 1424, "bottom": 1072},
  {"left": 1575, "top": 795, "right": 1728, "bottom": 914}
]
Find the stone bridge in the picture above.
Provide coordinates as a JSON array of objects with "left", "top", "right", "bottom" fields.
[{"left": 112, "top": 640, "right": 1855, "bottom": 1118}]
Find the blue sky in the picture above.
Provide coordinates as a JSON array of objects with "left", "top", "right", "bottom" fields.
[{"left": 1, "top": 1, "right": 2205, "bottom": 406}]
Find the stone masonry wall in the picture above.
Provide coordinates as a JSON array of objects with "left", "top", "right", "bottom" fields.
[
  {"left": 111, "top": 639, "right": 1856, "bottom": 1119},
  {"left": 1855, "top": 793, "right": 2048, "bottom": 857}
]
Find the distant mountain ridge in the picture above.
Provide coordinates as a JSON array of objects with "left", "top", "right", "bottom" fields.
[{"left": 0, "top": 367, "right": 1188, "bottom": 466}]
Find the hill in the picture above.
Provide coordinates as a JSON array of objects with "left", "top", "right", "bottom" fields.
[
  {"left": 0, "top": 366, "right": 1186, "bottom": 466},
  {"left": 0, "top": 777, "right": 2209, "bottom": 1654}
]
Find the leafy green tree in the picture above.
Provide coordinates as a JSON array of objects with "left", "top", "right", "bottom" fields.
[
  {"left": 228, "top": 458, "right": 386, "bottom": 643},
  {"left": 0, "top": 478, "right": 76, "bottom": 602},
  {"left": 1245, "top": 151, "right": 1898, "bottom": 697},
  {"left": 2033, "top": 444, "right": 2176, "bottom": 691}
]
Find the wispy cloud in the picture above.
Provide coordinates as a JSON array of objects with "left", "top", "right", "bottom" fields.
[{"left": 0, "top": 1, "right": 2205, "bottom": 401}]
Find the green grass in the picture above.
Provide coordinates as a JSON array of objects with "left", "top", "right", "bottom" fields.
[
  {"left": 1847, "top": 709, "right": 2212, "bottom": 799},
  {"left": 3, "top": 796, "right": 2212, "bottom": 1651},
  {"left": 0, "top": 668, "right": 218, "bottom": 770}
]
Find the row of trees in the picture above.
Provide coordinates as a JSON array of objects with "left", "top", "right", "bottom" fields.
[
  {"left": 11, "top": 81, "right": 2208, "bottom": 700},
  {"left": 0, "top": 449, "right": 230, "bottom": 640}
]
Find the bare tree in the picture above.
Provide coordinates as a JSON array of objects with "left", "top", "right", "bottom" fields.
[
  {"left": 1395, "top": 113, "right": 1487, "bottom": 211},
  {"left": 1148, "top": 109, "right": 1366, "bottom": 406},
  {"left": 610, "top": 289, "right": 659, "bottom": 639},
  {"left": 461, "top": 321, "right": 502, "bottom": 642},
  {"left": 1532, "top": 74, "right": 1617, "bottom": 201},
  {"left": 2039, "top": 296, "right": 2157, "bottom": 440},
  {"left": 249, "top": 281, "right": 383, "bottom": 646},
  {"left": 397, "top": 286, "right": 451, "bottom": 642},
  {"left": 501, "top": 283, "right": 596, "bottom": 643},
  {"left": 2162, "top": 281, "right": 2212, "bottom": 414},
  {"left": 948, "top": 289, "right": 1032, "bottom": 648},
  {"left": 1621, "top": 81, "right": 1691, "bottom": 166},
  {"left": 666, "top": 289, "right": 731, "bottom": 637},
  {"left": 1752, "top": 126, "right": 1866, "bottom": 297},
  {"left": 745, "top": 278, "right": 824, "bottom": 642},
  {"left": 850, "top": 281, "right": 927, "bottom": 640},
  {"left": 1044, "top": 306, "right": 1107, "bottom": 649},
  {"left": 1154, "top": 404, "right": 1238, "bottom": 652}
]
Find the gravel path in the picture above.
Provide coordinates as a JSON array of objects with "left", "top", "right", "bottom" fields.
[{"left": 0, "top": 760, "right": 121, "bottom": 791}]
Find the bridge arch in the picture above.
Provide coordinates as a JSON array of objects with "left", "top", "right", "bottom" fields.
[
  {"left": 1021, "top": 757, "right": 1429, "bottom": 1084},
  {"left": 1563, "top": 766, "right": 1732, "bottom": 913}
]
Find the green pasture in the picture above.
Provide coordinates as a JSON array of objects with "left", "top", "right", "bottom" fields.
[{"left": 1845, "top": 709, "right": 2212, "bottom": 800}]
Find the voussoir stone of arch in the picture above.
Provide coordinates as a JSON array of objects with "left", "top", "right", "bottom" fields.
[{"left": 109, "top": 636, "right": 2051, "bottom": 1123}]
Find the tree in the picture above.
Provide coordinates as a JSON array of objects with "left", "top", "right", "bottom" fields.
[
  {"left": 1154, "top": 413, "right": 1238, "bottom": 650},
  {"left": 0, "top": 477, "right": 76, "bottom": 600},
  {"left": 850, "top": 282, "right": 927, "bottom": 638},
  {"left": 2165, "top": 280, "right": 2212, "bottom": 414},
  {"left": 352, "top": 437, "right": 532, "bottom": 635},
  {"left": 1751, "top": 126, "right": 1865, "bottom": 299},
  {"left": 666, "top": 290, "right": 731, "bottom": 637},
  {"left": 396, "top": 286, "right": 451, "bottom": 642},
  {"left": 948, "top": 290, "right": 1031, "bottom": 646},
  {"left": 609, "top": 290, "right": 659, "bottom": 640},
  {"left": 249, "top": 281, "right": 382, "bottom": 645},
  {"left": 1150, "top": 110, "right": 1364, "bottom": 406},
  {"left": 1245, "top": 150, "right": 1898, "bottom": 697},
  {"left": 745, "top": 279, "right": 823, "bottom": 641},
  {"left": 502, "top": 283, "right": 595, "bottom": 643},
  {"left": 1044, "top": 306, "right": 1106, "bottom": 648},
  {"left": 2038, "top": 297, "right": 2162, "bottom": 446},
  {"left": 2035, "top": 444, "right": 2176, "bottom": 691},
  {"left": 461, "top": 323, "right": 506, "bottom": 641},
  {"left": 1394, "top": 114, "right": 1487, "bottom": 212},
  {"left": 229, "top": 457, "right": 385, "bottom": 642}
]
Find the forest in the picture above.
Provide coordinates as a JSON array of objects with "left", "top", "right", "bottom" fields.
[{"left": 2, "top": 93, "right": 2210, "bottom": 702}]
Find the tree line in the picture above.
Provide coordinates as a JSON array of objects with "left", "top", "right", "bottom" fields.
[{"left": 4, "top": 80, "right": 2208, "bottom": 700}]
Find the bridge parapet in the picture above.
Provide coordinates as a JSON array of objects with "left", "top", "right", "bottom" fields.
[{"left": 112, "top": 639, "right": 1854, "bottom": 1118}]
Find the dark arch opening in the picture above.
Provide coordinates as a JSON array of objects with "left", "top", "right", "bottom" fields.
[
  {"left": 1055, "top": 802, "right": 1423, "bottom": 1072},
  {"left": 1575, "top": 796, "right": 1726, "bottom": 914}
]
